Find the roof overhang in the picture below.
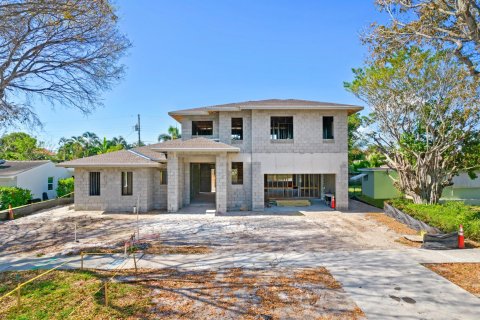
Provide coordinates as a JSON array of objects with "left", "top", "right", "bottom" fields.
[
  {"left": 150, "top": 147, "right": 240, "bottom": 152},
  {"left": 168, "top": 103, "right": 364, "bottom": 121},
  {"left": 56, "top": 163, "right": 163, "bottom": 168}
]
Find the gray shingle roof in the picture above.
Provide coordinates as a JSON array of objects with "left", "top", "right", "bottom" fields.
[
  {"left": 169, "top": 99, "right": 363, "bottom": 120},
  {"left": 58, "top": 138, "right": 238, "bottom": 168},
  {"left": 57, "top": 149, "right": 165, "bottom": 168},
  {"left": 150, "top": 137, "right": 240, "bottom": 152},
  {"left": 0, "top": 160, "right": 50, "bottom": 177}
]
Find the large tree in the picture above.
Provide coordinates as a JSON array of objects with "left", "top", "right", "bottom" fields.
[
  {"left": 0, "top": 0, "right": 130, "bottom": 127},
  {"left": 0, "top": 131, "right": 50, "bottom": 160},
  {"left": 371, "top": 0, "right": 480, "bottom": 76},
  {"left": 346, "top": 47, "right": 480, "bottom": 204}
]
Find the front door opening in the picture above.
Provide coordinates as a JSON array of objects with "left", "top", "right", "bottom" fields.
[{"left": 190, "top": 163, "right": 216, "bottom": 204}]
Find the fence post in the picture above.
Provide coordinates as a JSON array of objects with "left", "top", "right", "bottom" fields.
[
  {"left": 80, "top": 253, "right": 84, "bottom": 270},
  {"left": 104, "top": 281, "right": 108, "bottom": 307},
  {"left": 16, "top": 287, "right": 20, "bottom": 307}
]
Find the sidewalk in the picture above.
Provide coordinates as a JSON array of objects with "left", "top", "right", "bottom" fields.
[{"left": 0, "top": 248, "right": 479, "bottom": 319}]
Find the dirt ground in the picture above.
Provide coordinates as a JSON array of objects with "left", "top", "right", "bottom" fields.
[
  {"left": 0, "top": 267, "right": 365, "bottom": 320},
  {"left": 424, "top": 263, "right": 480, "bottom": 298},
  {"left": 140, "top": 267, "right": 365, "bottom": 319},
  {"left": 0, "top": 204, "right": 408, "bottom": 258}
]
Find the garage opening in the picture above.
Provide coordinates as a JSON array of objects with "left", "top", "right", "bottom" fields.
[{"left": 264, "top": 174, "right": 335, "bottom": 200}]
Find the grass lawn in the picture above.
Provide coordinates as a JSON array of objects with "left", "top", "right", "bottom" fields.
[
  {"left": 0, "top": 268, "right": 366, "bottom": 320},
  {"left": 0, "top": 270, "right": 151, "bottom": 319},
  {"left": 355, "top": 194, "right": 387, "bottom": 209},
  {"left": 390, "top": 199, "right": 480, "bottom": 242}
]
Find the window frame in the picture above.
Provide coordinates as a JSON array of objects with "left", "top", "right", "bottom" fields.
[
  {"left": 231, "top": 117, "right": 243, "bottom": 140},
  {"left": 47, "top": 176, "right": 54, "bottom": 191},
  {"left": 160, "top": 169, "right": 168, "bottom": 185},
  {"left": 121, "top": 171, "right": 133, "bottom": 196},
  {"left": 231, "top": 162, "right": 244, "bottom": 185},
  {"left": 322, "top": 116, "right": 334, "bottom": 140},
  {"left": 270, "top": 116, "right": 294, "bottom": 140},
  {"left": 89, "top": 172, "right": 101, "bottom": 196},
  {"left": 192, "top": 121, "right": 214, "bottom": 136}
]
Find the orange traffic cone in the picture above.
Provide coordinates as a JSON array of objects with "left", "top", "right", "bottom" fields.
[
  {"left": 8, "top": 204, "right": 14, "bottom": 220},
  {"left": 331, "top": 196, "right": 336, "bottom": 209},
  {"left": 458, "top": 224, "right": 465, "bottom": 249}
]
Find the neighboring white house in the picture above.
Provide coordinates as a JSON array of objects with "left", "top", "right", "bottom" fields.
[
  {"left": 0, "top": 160, "right": 73, "bottom": 199},
  {"left": 59, "top": 99, "right": 363, "bottom": 213}
]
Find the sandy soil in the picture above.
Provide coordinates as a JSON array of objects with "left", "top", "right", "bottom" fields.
[
  {"left": 0, "top": 204, "right": 407, "bottom": 258},
  {"left": 121, "top": 267, "right": 365, "bottom": 319}
]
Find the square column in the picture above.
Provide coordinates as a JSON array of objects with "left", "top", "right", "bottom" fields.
[
  {"left": 167, "top": 152, "right": 179, "bottom": 212},
  {"left": 215, "top": 153, "right": 227, "bottom": 213},
  {"left": 335, "top": 161, "right": 349, "bottom": 211},
  {"left": 251, "top": 162, "right": 264, "bottom": 211}
]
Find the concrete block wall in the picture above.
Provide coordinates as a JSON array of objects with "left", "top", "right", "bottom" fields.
[
  {"left": 251, "top": 162, "right": 264, "bottom": 211},
  {"left": 335, "top": 160, "right": 349, "bottom": 210},
  {"left": 215, "top": 153, "right": 228, "bottom": 213},
  {"left": 153, "top": 168, "right": 168, "bottom": 209},
  {"left": 251, "top": 109, "right": 348, "bottom": 154},
  {"left": 226, "top": 153, "right": 252, "bottom": 210},
  {"left": 218, "top": 110, "right": 252, "bottom": 152},
  {"left": 181, "top": 114, "right": 219, "bottom": 140},
  {"left": 167, "top": 153, "right": 179, "bottom": 212},
  {"left": 74, "top": 167, "right": 160, "bottom": 212}
]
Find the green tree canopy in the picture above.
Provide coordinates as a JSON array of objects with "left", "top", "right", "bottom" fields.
[
  {"left": 158, "top": 126, "right": 181, "bottom": 142},
  {"left": 0, "top": 132, "right": 51, "bottom": 160},
  {"left": 346, "top": 47, "right": 480, "bottom": 204}
]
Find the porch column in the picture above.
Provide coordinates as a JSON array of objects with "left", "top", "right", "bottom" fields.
[
  {"left": 215, "top": 153, "right": 227, "bottom": 213},
  {"left": 167, "top": 152, "right": 179, "bottom": 212},
  {"left": 251, "top": 162, "right": 264, "bottom": 211}
]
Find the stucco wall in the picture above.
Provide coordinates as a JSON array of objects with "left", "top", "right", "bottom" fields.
[
  {"left": 0, "top": 177, "right": 17, "bottom": 187},
  {"left": 16, "top": 162, "right": 72, "bottom": 199},
  {"left": 74, "top": 167, "right": 165, "bottom": 212},
  {"left": 363, "top": 170, "right": 480, "bottom": 202}
]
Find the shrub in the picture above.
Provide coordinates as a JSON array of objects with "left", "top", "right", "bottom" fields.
[
  {"left": 56, "top": 177, "right": 74, "bottom": 198},
  {"left": 390, "top": 198, "right": 480, "bottom": 241},
  {"left": 0, "top": 187, "right": 32, "bottom": 210}
]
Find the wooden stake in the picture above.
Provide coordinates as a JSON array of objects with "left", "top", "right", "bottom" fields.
[
  {"left": 104, "top": 281, "right": 108, "bottom": 306},
  {"left": 16, "top": 287, "right": 20, "bottom": 307},
  {"left": 80, "top": 253, "right": 84, "bottom": 270},
  {"left": 133, "top": 253, "right": 138, "bottom": 274}
]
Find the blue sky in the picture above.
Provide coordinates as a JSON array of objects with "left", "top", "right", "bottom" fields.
[{"left": 20, "top": 1, "right": 384, "bottom": 149}]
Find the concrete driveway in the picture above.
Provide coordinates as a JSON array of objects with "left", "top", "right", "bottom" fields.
[{"left": 0, "top": 200, "right": 400, "bottom": 258}]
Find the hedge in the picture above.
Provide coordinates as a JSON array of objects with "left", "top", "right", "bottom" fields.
[
  {"left": 0, "top": 186, "right": 32, "bottom": 210},
  {"left": 56, "top": 177, "right": 74, "bottom": 198},
  {"left": 390, "top": 199, "right": 480, "bottom": 242}
]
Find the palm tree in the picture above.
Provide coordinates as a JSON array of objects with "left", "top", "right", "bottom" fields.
[
  {"left": 110, "top": 136, "right": 128, "bottom": 148},
  {"left": 158, "top": 126, "right": 181, "bottom": 142},
  {"left": 81, "top": 132, "right": 101, "bottom": 156}
]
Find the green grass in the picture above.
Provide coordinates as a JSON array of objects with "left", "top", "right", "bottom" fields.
[
  {"left": 390, "top": 199, "right": 480, "bottom": 242},
  {"left": 0, "top": 270, "right": 151, "bottom": 320},
  {"left": 355, "top": 194, "right": 387, "bottom": 209}
]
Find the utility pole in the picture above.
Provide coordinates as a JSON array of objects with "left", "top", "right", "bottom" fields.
[{"left": 134, "top": 114, "right": 141, "bottom": 146}]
